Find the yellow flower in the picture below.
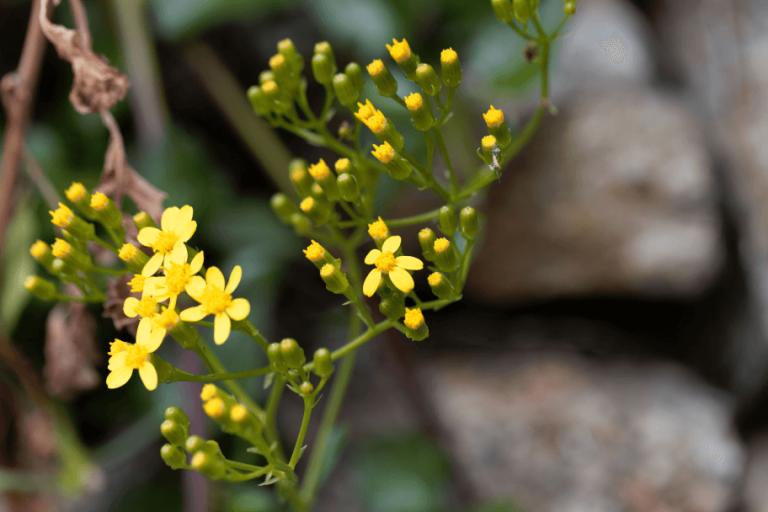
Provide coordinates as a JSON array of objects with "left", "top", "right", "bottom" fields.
[
  {"left": 151, "top": 307, "right": 181, "bottom": 337},
  {"left": 368, "top": 217, "right": 390, "bottom": 242},
  {"left": 49, "top": 203, "right": 75, "bottom": 229},
  {"left": 144, "top": 242, "right": 204, "bottom": 310},
  {"left": 482, "top": 105, "right": 504, "bottom": 128},
  {"left": 404, "top": 92, "right": 423, "bottom": 111},
  {"left": 123, "top": 295, "right": 159, "bottom": 320},
  {"left": 363, "top": 236, "right": 423, "bottom": 296},
  {"left": 386, "top": 38, "right": 411, "bottom": 63},
  {"left": 355, "top": 99, "right": 377, "bottom": 123},
  {"left": 308, "top": 159, "right": 332, "bottom": 181},
  {"left": 180, "top": 266, "right": 250, "bottom": 344},
  {"left": 367, "top": 59, "right": 385, "bottom": 76},
  {"left": 106, "top": 318, "right": 165, "bottom": 391},
  {"left": 65, "top": 182, "right": 87, "bottom": 203},
  {"left": 441, "top": 48, "right": 458, "bottom": 65},
  {"left": 404, "top": 307, "right": 425, "bottom": 329},
  {"left": 128, "top": 274, "right": 147, "bottom": 294},
  {"left": 137, "top": 206, "right": 197, "bottom": 276},
  {"left": 371, "top": 142, "right": 395, "bottom": 164},
  {"left": 481, "top": 135, "right": 497, "bottom": 151}
]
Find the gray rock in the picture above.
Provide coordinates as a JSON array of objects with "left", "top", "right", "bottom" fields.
[
  {"left": 468, "top": 88, "right": 723, "bottom": 302},
  {"left": 419, "top": 350, "right": 745, "bottom": 511}
]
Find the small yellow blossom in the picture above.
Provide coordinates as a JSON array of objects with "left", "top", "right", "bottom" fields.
[
  {"left": 269, "top": 53, "right": 286, "bottom": 69},
  {"left": 308, "top": 159, "right": 332, "bottom": 181},
  {"left": 201, "top": 383, "right": 217, "bottom": 401},
  {"left": 123, "top": 295, "right": 159, "bottom": 319},
  {"left": 404, "top": 92, "right": 423, "bottom": 111},
  {"left": 335, "top": 159, "right": 352, "bottom": 173},
  {"left": 49, "top": 203, "right": 74, "bottom": 228},
  {"left": 152, "top": 307, "right": 180, "bottom": 337},
  {"left": 180, "top": 266, "right": 250, "bottom": 344},
  {"left": 364, "top": 111, "right": 387, "bottom": 134},
  {"left": 262, "top": 80, "right": 278, "bottom": 94},
  {"left": 204, "top": 397, "right": 226, "bottom": 418},
  {"left": 483, "top": 105, "right": 504, "bottom": 128},
  {"left": 119, "top": 243, "right": 140, "bottom": 263},
  {"left": 354, "top": 99, "right": 377, "bottom": 123},
  {"left": 386, "top": 38, "right": 411, "bottom": 63},
  {"left": 137, "top": 205, "right": 197, "bottom": 276},
  {"left": 300, "top": 197, "right": 315, "bottom": 213},
  {"left": 434, "top": 238, "right": 451, "bottom": 253},
  {"left": 481, "top": 135, "right": 497, "bottom": 150},
  {"left": 368, "top": 217, "right": 390, "bottom": 242},
  {"left": 106, "top": 318, "right": 164, "bottom": 391},
  {"left": 144, "top": 242, "right": 204, "bottom": 310},
  {"left": 404, "top": 307, "right": 425, "bottom": 329},
  {"left": 303, "top": 240, "right": 326, "bottom": 262},
  {"left": 30, "top": 240, "right": 49, "bottom": 260},
  {"left": 230, "top": 404, "right": 248, "bottom": 422},
  {"left": 128, "top": 274, "right": 147, "bottom": 294},
  {"left": 441, "top": 48, "right": 458, "bottom": 64},
  {"left": 367, "top": 59, "right": 385, "bottom": 76},
  {"left": 65, "top": 182, "right": 88, "bottom": 203},
  {"left": 90, "top": 191, "right": 110, "bottom": 211},
  {"left": 363, "top": 236, "right": 423, "bottom": 296},
  {"left": 51, "top": 238, "right": 72, "bottom": 259},
  {"left": 371, "top": 142, "right": 395, "bottom": 164}
]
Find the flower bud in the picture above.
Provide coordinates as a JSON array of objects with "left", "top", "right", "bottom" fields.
[
  {"left": 438, "top": 205, "right": 458, "bottom": 236},
  {"left": 161, "top": 419, "right": 189, "bottom": 447},
  {"left": 268, "top": 342, "right": 289, "bottom": 372},
  {"left": 320, "top": 263, "right": 349, "bottom": 294},
  {"left": 30, "top": 240, "right": 55, "bottom": 272},
  {"left": 271, "top": 193, "right": 298, "bottom": 224},
  {"left": 492, "top": 0, "right": 515, "bottom": 22},
  {"left": 337, "top": 173, "right": 359, "bottom": 202},
  {"left": 481, "top": 135, "right": 498, "bottom": 164},
  {"left": 290, "top": 213, "right": 312, "bottom": 236},
  {"left": 513, "top": 0, "right": 531, "bottom": 24},
  {"left": 416, "top": 63, "right": 442, "bottom": 96},
  {"left": 333, "top": 73, "right": 360, "bottom": 108},
  {"left": 51, "top": 238, "right": 91, "bottom": 271},
  {"left": 133, "top": 211, "right": 157, "bottom": 231},
  {"left": 428, "top": 272, "right": 455, "bottom": 299},
  {"left": 440, "top": 48, "right": 462, "bottom": 88},
  {"left": 49, "top": 203, "right": 94, "bottom": 241},
  {"left": 62, "top": 229, "right": 86, "bottom": 254},
  {"left": 403, "top": 307, "right": 429, "bottom": 341},
  {"left": 404, "top": 92, "right": 434, "bottom": 131},
  {"left": 335, "top": 158, "right": 357, "bottom": 179},
  {"left": 90, "top": 192, "right": 123, "bottom": 230},
  {"left": 310, "top": 182, "right": 329, "bottom": 203},
  {"left": 309, "top": 159, "right": 340, "bottom": 202},
  {"left": 262, "top": 80, "right": 292, "bottom": 114},
  {"left": 460, "top": 207, "right": 479, "bottom": 239},
  {"left": 434, "top": 238, "right": 459, "bottom": 272},
  {"left": 312, "top": 53, "right": 335, "bottom": 85},
  {"left": 50, "top": 258, "right": 78, "bottom": 282},
  {"left": 270, "top": 53, "right": 298, "bottom": 90},
  {"left": 338, "top": 122, "right": 353, "bottom": 140},
  {"left": 185, "top": 435, "right": 207, "bottom": 454},
  {"left": 314, "top": 41, "right": 336, "bottom": 69},
  {"left": 24, "top": 276, "right": 57, "bottom": 301},
  {"left": 371, "top": 142, "right": 412, "bottom": 180},
  {"left": 65, "top": 182, "right": 98, "bottom": 220},
  {"left": 278, "top": 38, "right": 304, "bottom": 74},
  {"left": 564, "top": 1, "right": 576, "bottom": 15},
  {"left": 368, "top": 217, "right": 390, "bottom": 244},
  {"left": 119, "top": 243, "right": 150, "bottom": 273},
  {"left": 259, "top": 70, "right": 275, "bottom": 85},
  {"left": 483, "top": 106, "right": 512, "bottom": 149},
  {"left": 386, "top": 38, "right": 419, "bottom": 80},
  {"left": 418, "top": 228, "right": 438, "bottom": 261},
  {"left": 366, "top": 59, "right": 398, "bottom": 97},
  {"left": 289, "top": 159, "right": 313, "bottom": 197},
  {"left": 280, "top": 338, "right": 306, "bottom": 369},
  {"left": 247, "top": 85, "right": 272, "bottom": 116},
  {"left": 379, "top": 295, "right": 405, "bottom": 320},
  {"left": 191, "top": 451, "right": 226, "bottom": 480},
  {"left": 299, "top": 197, "right": 331, "bottom": 225},
  {"left": 300, "top": 381, "right": 314, "bottom": 395},
  {"left": 161, "top": 444, "right": 187, "bottom": 470},
  {"left": 345, "top": 62, "right": 365, "bottom": 93},
  {"left": 313, "top": 348, "right": 334, "bottom": 377},
  {"left": 165, "top": 406, "right": 191, "bottom": 431}
]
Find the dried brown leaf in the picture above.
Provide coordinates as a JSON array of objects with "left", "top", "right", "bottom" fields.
[{"left": 103, "top": 274, "right": 140, "bottom": 336}]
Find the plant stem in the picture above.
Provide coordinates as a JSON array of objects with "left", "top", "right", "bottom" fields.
[
  {"left": 432, "top": 126, "right": 459, "bottom": 193},
  {"left": 169, "top": 365, "right": 272, "bottom": 382},
  {"left": 336, "top": 207, "right": 442, "bottom": 229},
  {"left": 91, "top": 235, "right": 118, "bottom": 254},
  {"left": 237, "top": 320, "right": 270, "bottom": 353},
  {"left": 265, "top": 374, "right": 287, "bottom": 462},
  {"left": 289, "top": 396, "right": 313, "bottom": 468}
]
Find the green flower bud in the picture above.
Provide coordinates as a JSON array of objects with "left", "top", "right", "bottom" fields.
[
  {"left": 303, "top": 239, "right": 336, "bottom": 269},
  {"left": 416, "top": 63, "right": 442, "bottom": 96},
  {"left": 262, "top": 80, "right": 293, "bottom": 114},
  {"left": 366, "top": 59, "right": 398, "bottom": 97},
  {"left": 308, "top": 159, "right": 340, "bottom": 202},
  {"left": 191, "top": 451, "right": 226, "bottom": 480},
  {"left": 428, "top": 272, "right": 455, "bottom": 299},
  {"left": 418, "top": 228, "right": 438, "bottom": 261},
  {"left": 64, "top": 182, "right": 97, "bottom": 220},
  {"left": 268, "top": 342, "right": 288, "bottom": 372},
  {"left": 133, "top": 211, "right": 156, "bottom": 232},
  {"left": 312, "top": 53, "right": 335, "bottom": 85},
  {"left": 438, "top": 205, "right": 458, "bottom": 236},
  {"left": 299, "top": 197, "right": 331, "bottom": 225},
  {"left": 49, "top": 203, "right": 95, "bottom": 241},
  {"left": 313, "top": 348, "right": 334, "bottom": 378},
  {"left": 480, "top": 135, "right": 499, "bottom": 165},
  {"left": 270, "top": 52, "right": 299, "bottom": 90},
  {"left": 280, "top": 338, "right": 306, "bottom": 369},
  {"left": 513, "top": 0, "right": 531, "bottom": 24},
  {"left": 89, "top": 192, "right": 123, "bottom": 230},
  {"left": 310, "top": 181, "right": 329, "bottom": 203},
  {"left": 404, "top": 92, "right": 434, "bottom": 131},
  {"left": 247, "top": 85, "right": 272, "bottom": 116},
  {"left": 345, "top": 62, "right": 365, "bottom": 93},
  {"left": 289, "top": 159, "right": 314, "bottom": 197},
  {"left": 51, "top": 238, "right": 91, "bottom": 271},
  {"left": 161, "top": 419, "right": 189, "bottom": 447},
  {"left": 404, "top": 307, "right": 429, "bottom": 341},
  {"left": 50, "top": 258, "right": 78, "bottom": 282},
  {"left": 278, "top": 38, "right": 304, "bottom": 74},
  {"left": 165, "top": 406, "right": 191, "bottom": 431},
  {"left": 161, "top": 444, "right": 187, "bottom": 470},
  {"left": 29, "top": 240, "right": 55, "bottom": 273},
  {"left": 483, "top": 106, "right": 512, "bottom": 149},
  {"left": 290, "top": 213, "right": 312, "bottom": 236},
  {"left": 337, "top": 173, "right": 359, "bottom": 201},
  {"left": 335, "top": 158, "right": 357, "bottom": 179},
  {"left": 379, "top": 295, "right": 405, "bottom": 320},
  {"left": 185, "top": 435, "right": 207, "bottom": 454},
  {"left": 314, "top": 41, "right": 336, "bottom": 69},
  {"left": 386, "top": 38, "right": 419, "bottom": 80},
  {"left": 371, "top": 142, "right": 411, "bottom": 180},
  {"left": 460, "top": 207, "right": 479, "bottom": 239},
  {"left": 320, "top": 263, "right": 349, "bottom": 294},
  {"left": 440, "top": 48, "right": 462, "bottom": 88},
  {"left": 259, "top": 70, "right": 275, "bottom": 85},
  {"left": 62, "top": 229, "right": 86, "bottom": 254},
  {"left": 564, "top": 1, "right": 576, "bottom": 15},
  {"left": 491, "top": 0, "right": 515, "bottom": 22},
  {"left": 24, "top": 276, "right": 57, "bottom": 301},
  {"left": 270, "top": 193, "right": 298, "bottom": 224},
  {"left": 332, "top": 73, "right": 360, "bottom": 107},
  {"left": 299, "top": 381, "right": 314, "bottom": 395},
  {"left": 434, "top": 238, "right": 459, "bottom": 272}
]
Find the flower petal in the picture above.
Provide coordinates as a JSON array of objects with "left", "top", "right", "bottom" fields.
[
  {"left": 141, "top": 328, "right": 165, "bottom": 353},
  {"left": 176, "top": 221, "right": 197, "bottom": 243},
  {"left": 389, "top": 266, "right": 414, "bottom": 293},
  {"left": 206, "top": 266, "right": 225, "bottom": 290},
  {"left": 382, "top": 235, "right": 401, "bottom": 254},
  {"left": 138, "top": 362, "right": 158, "bottom": 391},
  {"left": 108, "top": 351, "right": 128, "bottom": 370},
  {"left": 106, "top": 366, "right": 132, "bottom": 389},
  {"left": 190, "top": 251, "right": 204, "bottom": 274},
  {"left": 364, "top": 249, "right": 381, "bottom": 265},
  {"left": 363, "top": 269, "right": 382, "bottom": 297},
  {"left": 161, "top": 207, "right": 179, "bottom": 232},
  {"left": 137, "top": 227, "right": 160, "bottom": 247},
  {"left": 169, "top": 241, "right": 188, "bottom": 265},
  {"left": 395, "top": 256, "right": 423, "bottom": 271},
  {"left": 143, "top": 276, "right": 165, "bottom": 296},
  {"left": 123, "top": 297, "right": 139, "bottom": 318},
  {"left": 225, "top": 266, "right": 242, "bottom": 294},
  {"left": 185, "top": 275, "right": 206, "bottom": 300},
  {"left": 180, "top": 305, "right": 207, "bottom": 322},
  {"left": 172, "top": 205, "right": 194, "bottom": 233},
  {"left": 226, "top": 298, "right": 250, "bottom": 321},
  {"left": 214, "top": 313, "right": 231, "bottom": 345},
  {"left": 136, "top": 317, "right": 152, "bottom": 341},
  {"left": 142, "top": 253, "right": 164, "bottom": 277}
]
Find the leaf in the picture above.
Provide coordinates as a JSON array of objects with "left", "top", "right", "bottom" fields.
[
  {"left": 316, "top": 425, "right": 349, "bottom": 488},
  {"left": 0, "top": 199, "right": 35, "bottom": 330},
  {"left": 263, "top": 371, "right": 275, "bottom": 390}
]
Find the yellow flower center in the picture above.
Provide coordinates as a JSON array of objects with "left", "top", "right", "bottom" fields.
[
  {"left": 386, "top": 38, "right": 411, "bottom": 63},
  {"left": 109, "top": 339, "right": 130, "bottom": 355},
  {"left": 51, "top": 239, "right": 72, "bottom": 259},
  {"left": 230, "top": 404, "right": 248, "bottom": 422},
  {"left": 404, "top": 308, "right": 425, "bottom": 329},
  {"left": 290, "top": 167, "right": 308, "bottom": 184},
  {"left": 374, "top": 251, "right": 397, "bottom": 273},
  {"left": 153, "top": 307, "right": 180, "bottom": 331},
  {"left": 30, "top": 240, "right": 49, "bottom": 260},
  {"left": 483, "top": 105, "right": 504, "bottom": 128},
  {"left": 201, "top": 285, "right": 232, "bottom": 315},
  {"left": 23, "top": 276, "right": 37, "bottom": 290},
  {"left": 153, "top": 231, "right": 179, "bottom": 254},
  {"left": 262, "top": 80, "right": 278, "bottom": 94},
  {"left": 367, "top": 59, "right": 384, "bottom": 76},
  {"left": 372, "top": 142, "right": 395, "bottom": 164},
  {"left": 119, "top": 243, "right": 140, "bottom": 262},
  {"left": 128, "top": 274, "right": 146, "bottom": 293},
  {"left": 434, "top": 238, "right": 451, "bottom": 253},
  {"left": 404, "top": 92, "right": 423, "bottom": 111},
  {"left": 368, "top": 217, "right": 389, "bottom": 241},
  {"left": 201, "top": 384, "right": 217, "bottom": 401},
  {"left": 135, "top": 296, "right": 158, "bottom": 318},
  {"left": 300, "top": 197, "right": 315, "bottom": 213},
  {"left": 427, "top": 273, "right": 443, "bottom": 286},
  {"left": 441, "top": 48, "right": 458, "bottom": 64},
  {"left": 65, "top": 182, "right": 87, "bottom": 202},
  {"left": 365, "top": 111, "right": 387, "bottom": 134},
  {"left": 50, "top": 204, "right": 74, "bottom": 228},
  {"left": 203, "top": 397, "right": 226, "bottom": 418},
  {"left": 335, "top": 158, "right": 351, "bottom": 173},
  {"left": 482, "top": 135, "right": 497, "bottom": 150},
  {"left": 355, "top": 100, "right": 376, "bottom": 121},
  {"left": 90, "top": 192, "right": 109, "bottom": 211},
  {"left": 269, "top": 53, "right": 286, "bottom": 70},
  {"left": 165, "top": 262, "right": 190, "bottom": 295},
  {"left": 124, "top": 343, "right": 150, "bottom": 369},
  {"left": 309, "top": 159, "right": 331, "bottom": 180},
  {"left": 320, "top": 263, "right": 335, "bottom": 277},
  {"left": 304, "top": 240, "right": 325, "bottom": 262}
]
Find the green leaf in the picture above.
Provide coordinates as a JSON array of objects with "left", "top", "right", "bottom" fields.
[
  {"left": 1, "top": 197, "right": 36, "bottom": 332},
  {"left": 316, "top": 425, "right": 348, "bottom": 487}
]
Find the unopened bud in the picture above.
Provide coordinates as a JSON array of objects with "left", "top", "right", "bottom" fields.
[
  {"left": 440, "top": 48, "right": 462, "bottom": 88},
  {"left": 299, "top": 381, "right": 314, "bottom": 395},
  {"left": 386, "top": 38, "right": 419, "bottom": 79},
  {"left": 161, "top": 444, "right": 187, "bottom": 470},
  {"left": 90, "top": 192, "right": 123, "bottom": 229},
  {"left": 492, "top": 0, "right": 515, "bottom": 22},
  {"left": 320, "top": 263, "right": 349, "bottom": 294},
  {"left": 278, "top": 38, "right": 304, "bottom": 74},
  {"left": 133, "top": 211, "right": 157, "bottom": 231},
  {"left": 24, "top": 276, "right": 57, "bottom": 301},
  {"left": 379, "top": 295, "right": 405, "bottom": 320},
  {"left": 434, "top": 238, "right": 459, "bottom": 272},
  {"left": 268, "top": 342, "right": 289, "bottom": 372},
  {"left": 428, "top": 272, "right": 455, "bottom": 299},
  {"left": 248, "top": 85, "right": 272, "bottom": 116},
  {"left": 337, "top": 173, "right": 359, "bottom": 201},
  {"left": 165, "top": 406, "right": 191, "bottom": 431},
  {"left": 309, "top": 159, "right": 340, "bottom": 202},
  {"left": 404, "top": 92, "right": 434, "bottom": 131},
  {"left": 65, "top": 182, "right": 98, "bottom": 220},
  {"left": 418, "top": 228, "right": 438, "bottom": 261},
  {"left": 416, "top": 63, "right": 442, "bottom": 96},
  {"left": 367, "top": 59, "right": 398, "bottom": 97},
  {"left": 333, "top": 73, "right": 360, "bottom": 107},
  {"left": 460, "top": 207, "right": 479, "bottom": 239},
  {"left": 161, "top": 419, "right": 189, "bottom": 447},
  {"left": 119, "top": 243, "right": 150, "bottom": 273},
  {"left": 280, "top": 338, "right": 306, "bottom": 369},
  {"left": 289, "top": 159, "right": 313, "bottom": 197},
  {"left": 259, "top": 70, "right": 275, "bottom": 85},
  {"left": 564, "top": 1, "right": 576, "bottom": 15},
  {"left": 30, "top": 240, "right": 55, "bottom": 272},
  {"left": 290, "top": 213, "right": 312, "bottom": 236},
  {"left": 371, "top": 142, "right": 412, "bottom": 180},
  {"left": 49, "top": 203, "right": 94, "bottom": 241},
  {"left": 299, "top": 197, "right": 331, "bottom": 225},
  {"left": 403, "top": 307, "right": 429, "bottom": 341},
  {"left": 514, "top": 0, "right": 532, "bottom": 24},
  {"left": 438, "top": 205, "right": 458, "bottom": 236},
  {"left": 271, "top": 193, "right": 298, "bottom": 224},
  {"left": 191, "top": 451, "right": 226, "bottom": 480},
  {"left": 312, "top": 53, "right": 335, "bottom": 85},
  {"left": 313, "top": 348, "right": 334, "bottom": 377},
  {"left": 345, "top": 62, "right": 365, "bottom": 93},
  {"left": 51, "top": 238, "right": 91, "bottom": 270},
  {"left": 270, "top": 53, "right": 298, "bottom": 90},
  {"left": 262, "top": 80, "right": 292, "bottom": 114}
]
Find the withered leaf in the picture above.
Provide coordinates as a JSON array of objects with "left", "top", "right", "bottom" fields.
[{"left": 102, "top": 274, "right": 140, "bottom": 337}]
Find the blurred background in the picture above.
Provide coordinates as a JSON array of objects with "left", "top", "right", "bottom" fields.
[{"left": 2, "top": 0, "right": 768, "bottom": 510}]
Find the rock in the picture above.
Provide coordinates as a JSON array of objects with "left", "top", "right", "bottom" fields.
[
  {"left": 419, "top": 350, "right": 746, "bottom": 512},
  {"left": 468, "top": 88, "right": 723, "bottom": 302}
]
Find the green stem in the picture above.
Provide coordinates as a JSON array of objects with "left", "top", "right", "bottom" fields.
[
  {"left": 433, "top": 94, "right": 446, "bottom": 112},
  {"left": 168, "top": 365, "right": 272, "bottom": 382},
  {"left": 391, "top": 95, "right": 407, "bottom": 108},
  {"left": 506, "top": 20, "right": 536, "bottom": 41},
  {"left": 432, "top": 127, "right": 459, "bottom": 193},
  {"left": 435, "top": 88, "right": 455, "bottom": 127},
  {"left": 236, "top": 320, "right": 270, "bottom": 353},
  {"left": 265, "top": 374, "right": 287, "bottom": 462},
  {"left": 90, "top": 235, "right": 118, "bottom": 254},
  {"left": 89, "top": 265, "right": 130, "bottom": 276},
  {"left": 418, "top": 296, "right": 462, "bottom": 311},
  {"left": 336, "top": 208, "right": 441, "bottom": 229},
  {"left": 54, "top": 293, "right": 105, "bottom": 303},
  {"left": 455, "top": 237, "right": 476, "bottom": 294},
  {"left": 289, "top": 396, "right": 313, "bottom": 468},
  {"left": 104, "top": 225, "right": 124, "bottom": 247}
]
